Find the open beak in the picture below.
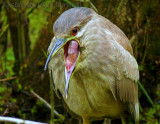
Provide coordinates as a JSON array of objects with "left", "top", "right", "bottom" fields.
[
  {"left": 44, "top": 37, "right": 80, "bottom": 98},
  {"left": 44, "top": 38, "right": 67, "bottom": 71}
]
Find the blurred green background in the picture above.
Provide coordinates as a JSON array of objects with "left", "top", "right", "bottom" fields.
[{"left": 0, "top": 0, "right": 160, "bottom": 124}]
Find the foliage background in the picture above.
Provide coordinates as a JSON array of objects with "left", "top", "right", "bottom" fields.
[{"left": 0, "top": 0, "right": 160, "bottom": 124}]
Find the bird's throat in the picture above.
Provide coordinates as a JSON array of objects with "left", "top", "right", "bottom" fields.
[{"left": 64, "top": 40, "right": 79, "bottom": 73}]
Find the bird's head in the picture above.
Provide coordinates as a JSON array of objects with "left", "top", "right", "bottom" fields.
[{"left": 44, "top": 7, "right": 97, "bottom": 97}]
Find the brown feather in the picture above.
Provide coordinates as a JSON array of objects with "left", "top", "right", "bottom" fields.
[{"left": 117, "top": 78, "right": 138, "bottom": 103}]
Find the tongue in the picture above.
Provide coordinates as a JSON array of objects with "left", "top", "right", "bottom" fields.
[{"left": 65, "top": 40, "right": 79, "bottom": 73}]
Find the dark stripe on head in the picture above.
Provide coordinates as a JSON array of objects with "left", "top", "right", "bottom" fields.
[{"left": 53, "top": 7, "right": 94, "bottom": 37}]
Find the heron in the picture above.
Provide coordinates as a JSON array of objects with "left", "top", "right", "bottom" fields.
[{"left": 44, "top": 7, "right": 139, "bottom": 124}]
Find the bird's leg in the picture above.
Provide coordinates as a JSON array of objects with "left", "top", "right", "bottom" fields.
[
  {"left": 120, "top": 115, "right": 126, "bottom": 124},
  {"left": 83, "top": 117, "right": 90, "bottom": 124}
]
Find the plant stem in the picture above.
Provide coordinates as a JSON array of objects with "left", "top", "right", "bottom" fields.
[
  {"left": 17, "top": 0, "right": 24, "bottom": 64},
  {"left": 31, "top": 91, "right": 64, "bottom": 121},
  {"left": 138, "top": 80, "right": 154, "bottom": 107}
]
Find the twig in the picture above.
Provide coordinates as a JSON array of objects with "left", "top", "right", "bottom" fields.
[
  {"left": 0, "top": 116, "right": 47, "bottom": 124},
  {"left": 3, "top": 82, "right": 63, "bottom": 121},
  {"left": 0, "top": 77, "right": 17, "bottom": 82},
  {"left": 31, "top": 91, "right": 64, "bottom": 121},
  {"left": 138, "top": 80, "right": 155, "bottom": 107}
]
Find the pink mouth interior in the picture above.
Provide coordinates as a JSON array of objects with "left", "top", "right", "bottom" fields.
[{"left": 64, "top": 40, "right": 79, "bottom": 76}]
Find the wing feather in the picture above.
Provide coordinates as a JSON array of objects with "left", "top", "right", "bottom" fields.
[
  {"left": 103, "top": 18, "right": 139, "bottom": 103},
  {"left": 103, "top": 18, "right": 139, "bottom": 121},
  {"left": 115, "top": 47, "right": 139, "bottom": 103}
]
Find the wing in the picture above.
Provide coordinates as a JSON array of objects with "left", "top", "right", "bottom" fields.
[
  {"left": 107, "top": 45, "right": 139, "bottom": 104},
  {"left": 115, "top": 50, "right": 139, "bottom": 103},
  {"left": 103, "top": 18, "right": 139, "bottom": 121},
  {"left": 104, "top": 28, "right": 139, "bottom": 121},
  {"left": 102, "top": 16, "right": 139, "bottom": 103}
]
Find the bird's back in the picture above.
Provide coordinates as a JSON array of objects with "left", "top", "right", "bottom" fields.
[{"left": 99, "top": 15, "right": 133, "bottom": 55}]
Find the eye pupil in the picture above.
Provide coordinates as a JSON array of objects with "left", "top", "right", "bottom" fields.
[
  {"left": 73, "top": 28, "right": 77, "bottom": 33},
  {"left": 72, "top": 27, "right": 78, "bottom": 35}
]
